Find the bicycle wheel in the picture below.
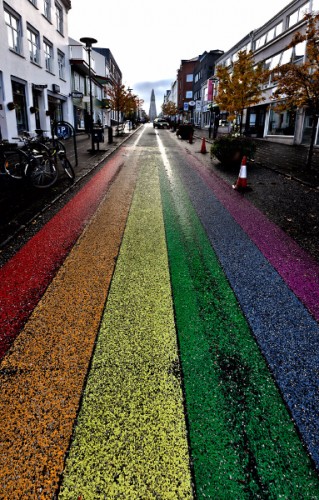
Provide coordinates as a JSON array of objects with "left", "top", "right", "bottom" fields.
[
  {"left": 27, "top": 155, "right": 58, "bottom": 188},
  {"left": 46, "top": 138, "right": 66, "bottom": 155},
  {"left": 61, "top": 156, "right": 75, "bottom": 181},
  {"left": 4, "top": 150, "right": 28, "bottom": 179}
]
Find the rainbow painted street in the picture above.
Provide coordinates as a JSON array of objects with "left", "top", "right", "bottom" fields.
[{"left": 1, "top": 126, "right": 319, "bottom": 498}]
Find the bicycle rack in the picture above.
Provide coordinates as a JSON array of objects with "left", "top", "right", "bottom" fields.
[{"left": 51, "top": 120, "right": 78, "bottom": 167}]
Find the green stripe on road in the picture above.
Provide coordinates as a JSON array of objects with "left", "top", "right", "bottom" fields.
[
  {"left": 59, "top": 157, "right": 193, "bottom": 499},
  {"left": 159, "top": 161, "right": 319, "bottom": 498}
]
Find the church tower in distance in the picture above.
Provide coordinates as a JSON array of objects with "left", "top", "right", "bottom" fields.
[{"left": 149, "top": 89, "right": 157, "bottom": 121}]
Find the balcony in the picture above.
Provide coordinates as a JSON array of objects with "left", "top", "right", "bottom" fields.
[{"left": 69, "top": 45, "right": 96, "bottom": 75}]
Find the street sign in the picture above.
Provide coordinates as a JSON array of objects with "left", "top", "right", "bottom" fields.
[
  {"left": 183, "top": 102, "right": 189, "bottom": 111},
  {"left": 71, "top": 91, "right": 83, "bottom": 98},
  {"left": 188, "top": 100, "right": 195, "bottom": 107}
]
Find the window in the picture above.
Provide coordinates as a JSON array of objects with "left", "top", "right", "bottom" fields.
[
  {"left": 255, "top": 34, "right": 267, "bottom": 50},
  {"left": 44, "top": 39, "right": 53, "bottom": 72},
  {"left": 55, "top": 2, "right": 63, "bottom": 34},
  {"left": 293, "top": 40, "right": 306, "bottom": 62},
  {"left": 267, "top": 105, "right": 296, "bottom": 136},
  {"left": 4, "top": 7, "right": 22, "bottom": 54},
  {"left": 27, "top": 25, "right": 40, "bottom": 64},
  {"left": 280, "top": 47, "right": 293, "bottom": 65},
  {"left": 186, "top": 74, "right": 193, "bottom": 82},
  {"left": 186, "top": 91, "right": 193, "bottom": 98},
  {"left": 312, "top": 0, "right": 319, "bottom": 12},
  {"left": 44, "top": 0, "right": 51, "bottom": 20},
  {"left": 57, "top": 50, "right": 65, "bottom": 79},
  {"left": 288, "top": 2, "right": 310, "bottom": 27}
]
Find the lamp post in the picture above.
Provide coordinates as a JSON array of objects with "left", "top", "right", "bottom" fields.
[
  {"left": 208, "top": 77, "right": 219, "bottom": 139},
  {"left": 80, "top": 37, "right": 97, "bottom": 152},
  {"left": 127, "top": 87, "right": 133, "bottom": 130}
]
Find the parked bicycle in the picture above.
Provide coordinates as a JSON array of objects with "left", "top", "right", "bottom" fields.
[
  {"left": 34, "top": 129, "right": 75, "bottom": 181},
  {"left": 0, "top": 137, "right": 58, "bottom": 188}
]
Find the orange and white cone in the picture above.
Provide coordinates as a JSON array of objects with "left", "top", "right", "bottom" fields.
[
  {"left": 232, "top": 156, "right": 248, "bottom": 190},
  {"left": 200, "top": 137, "right": 207, "bottom": 154}
]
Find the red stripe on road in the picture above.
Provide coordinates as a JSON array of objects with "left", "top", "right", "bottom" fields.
[{"left": 0, "top": 155, "right": 123, "bottom": 359}]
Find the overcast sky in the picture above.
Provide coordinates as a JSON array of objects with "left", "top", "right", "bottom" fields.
[{"left": 68, "top": 0, "right": 290, "bottom": 113}]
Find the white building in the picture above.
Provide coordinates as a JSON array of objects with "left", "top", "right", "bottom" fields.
[{"left": 0, "top": 0, "right": 72, "bottom": 140}]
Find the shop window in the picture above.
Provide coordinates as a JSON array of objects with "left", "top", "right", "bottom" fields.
[
  {"left": 302, "top": 110, "right": 319, "bottom": 145},
  {"left": 4, "top": 6, "right": 22, "bottom": 54},
  {"left": 267, "top": 106, "right": 296, "bottom": 136},
  {"left": 12, "top": 80, "right": 28, "bottom": 134},
  {"left": 27, "top": 25, "right": 40, "bottom": 64}
]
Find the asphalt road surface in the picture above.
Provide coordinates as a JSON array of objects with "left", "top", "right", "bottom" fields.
[{"left": 1, "top": 124, "right": 319, "bottom": 498}]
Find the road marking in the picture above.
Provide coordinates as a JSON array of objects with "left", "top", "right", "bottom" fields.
[
  {"left": 157, "top": 133, "right": 319, "bottom": 497},
  {"left": 0, "top": 152, "right": 141, "bottom": 497},
  {"left": 59, "top": 152, "right": 193, "bottom": 498}
]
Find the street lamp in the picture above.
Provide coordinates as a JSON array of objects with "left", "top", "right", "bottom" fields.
[
  {"left": 80, "top": 36, "right": 97, "bottom": 152},
  {"left": 208, "top": 77, "right": 219, "bottom": 139},
  {"left": 127, "top": 87, "right": 133, "bottom": 130}
]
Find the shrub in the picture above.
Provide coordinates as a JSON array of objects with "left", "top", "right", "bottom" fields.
[
  {"left": 176, "top": 124, "right": 194, "bottom": 140},
  {"left": 210, "top": 135, "right": 256, "bottom": 167}
]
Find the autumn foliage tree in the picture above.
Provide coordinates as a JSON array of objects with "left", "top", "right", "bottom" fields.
[
  {"left": 216, "top": 50, "right": 266, "bottom": 134},
  {"left": 162, "top": 101, "right": 178, "bottom": 118},
  {"left": 271, "top": 12, "right": 319, "bottom": 169},
  {"left": 108, "top": 82, "right": 128, "bottom": 131}
]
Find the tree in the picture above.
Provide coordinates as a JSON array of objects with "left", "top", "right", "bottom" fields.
[
  {"left": 108, "top": 82, "right": 128, "bottom": 133},
  {"left": 216, "top": 50, "right": 266, "bottom": 134},
  {"left": 162, "top": 101, "right": 178, "bottom": 118},
  {"left": 271, "top": 12, "right": 319, "bottom": 170}
]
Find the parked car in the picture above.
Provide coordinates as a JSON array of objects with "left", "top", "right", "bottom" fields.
[{"left": 153, "top": 118, "right": 170, "bottom": 129}]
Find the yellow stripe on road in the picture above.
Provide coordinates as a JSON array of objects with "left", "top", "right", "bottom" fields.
[{"left": 60, "top": 157, "right": 193, "bottom": 499}]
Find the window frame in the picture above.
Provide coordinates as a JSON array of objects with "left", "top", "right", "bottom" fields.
[
  {"left": 43, "top": 38, "right": 54, "bottom": 73},
  {"left": 44, "top": 0, "right": 51, "bottom": 21},
  {"left": 57, "top": 49, "right": 65, "bottom": 79},
  {"left": 27, "top": 24, "right": 40, "bottom": 64},
  {"left": 4, "top": 5, "right": 22, "bottom": 54},
  {"left": 55, "top": 2, "right": 63, "bottom": 34}
]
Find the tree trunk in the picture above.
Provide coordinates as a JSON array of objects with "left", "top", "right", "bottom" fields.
[
  {"left": 306, "top": 114, "right": 318, "bottom": 170},
  {"left": 239, "top": 110, "right": 244, "bottom": 135}
]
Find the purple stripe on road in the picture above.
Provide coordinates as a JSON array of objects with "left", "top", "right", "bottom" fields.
[{"left": 191, "top": 159, "right": 319, "bottom": 322}]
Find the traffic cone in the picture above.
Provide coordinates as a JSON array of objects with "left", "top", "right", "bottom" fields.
[
  {"left": 200, "top": 137, "right": 207, "bottom": 154},
  {"left": 232, "top": 156, "right": 248, "bottom": 190}
]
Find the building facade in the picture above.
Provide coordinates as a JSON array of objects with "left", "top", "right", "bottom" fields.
[
  {"left": 214, "top": 0, "right": 319, "bottom": 145},
  {"left": 192, "top": 50, "right": 223, "bottom": 128},
  {"left": 0, "top": 0, "right": 72, "bottom": 140},
  {"left": 177, "top": 57, "right": 198, "bottom": 121}
]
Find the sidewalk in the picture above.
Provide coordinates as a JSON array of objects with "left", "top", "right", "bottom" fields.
[
  {"left": 0, "top": 125, "right": 140, "bottom": 250},
  {"left": 194, "top": 127, "right": 319, "bottom": 189},
  {"left": 63, "top": 125, "right": 140, "bottom": 180}
]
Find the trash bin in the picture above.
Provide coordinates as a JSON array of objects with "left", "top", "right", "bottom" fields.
[{"left": 92, "top": 127, "right": 104, "bottom": 144}]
